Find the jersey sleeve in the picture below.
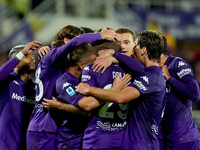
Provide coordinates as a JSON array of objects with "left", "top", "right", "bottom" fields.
[
  {"left": 43, "top": 33, "right": 101, "bottom": 68},
  {"left": 113, "top": 51, "right": 145, "bottom": 74},
  {"left": 0, "top": 57, "right": 19, "bottom": 82},
  {"left": 168, "top": 58, "right": 200, "bottom": 102},
  {"left": 56, "top": 77, "right": 84, "bottom": 107},
  {"left": 131, "top": 73, "right": 158, "bottom": 95}
]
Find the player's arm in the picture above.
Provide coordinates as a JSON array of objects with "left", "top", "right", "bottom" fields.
[
  {"left": 76, "top": 83, "right": 140, "bottom": 104},
  {"left": 113, "top": 50, "right": 145, "bottom": 74},
  {"left": 0, "top": 41, "right": 42, "bottom": 81},
  {"left": 44, "top": 28, "right": 117, "bottom": 67},
  {"left": 162, "top": 65, "right": 200, "bottom": 102},
  {"left": 43, "top": 97, "right": 92, "bottom": 116},
  {"left": 76, "top": 74, "right": 139, "bottom": 103}
]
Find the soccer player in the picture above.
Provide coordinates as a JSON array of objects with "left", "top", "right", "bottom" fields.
[
  {"left": 0, "top": 41, "right": 42, "bottom": 150},
  {"left": 42, "top": 44, "right": 98, "bottom": 150},
  {"left": 159, "top": 36, "right": 200, "bottom": 150},
  {"left": 26, "top": 25, "right": 117, "bottom": 150},
  {"left": 76, "top": 30, "right": 166, "bottom": 150},
  {"left": 79, "top": 40, "right": 131, "bottom": 150}
]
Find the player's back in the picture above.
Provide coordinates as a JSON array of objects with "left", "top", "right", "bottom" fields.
[{"left": 81, "top": 64, "right": 129, "bottom": 149}]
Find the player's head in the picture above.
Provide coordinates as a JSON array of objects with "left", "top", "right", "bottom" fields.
[
  {"left": 134, "top": 30, "right": 163, "bottom": 63},
  {"left": 115, "top": 27, "right": 135, "bottom": 57},
  {"left": 9, "top": 45, "right": 35, "bottom": 74},
  {"left": 91, "top": 39, "right": 121, "bottom": 53},
  {"left": 69, "top": 44, "right": 97, "bottom": 69},
  {"left": 8, "top": 45, "right": 26, "bottom": 59},
  {"left": 51, "top": 25, "right": 84, "bottom": 47},
  {"left": 80, "top": 27, "right": 95, "bottom": 33}
]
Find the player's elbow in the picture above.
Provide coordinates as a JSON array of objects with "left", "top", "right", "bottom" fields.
[
  {"left": 114, "top": 96, "right": 127, "bottom": 104},
  {"left": 78, "top": 101, "right": 94, "bottom": 112}
]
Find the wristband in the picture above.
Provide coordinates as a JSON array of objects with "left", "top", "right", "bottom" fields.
[{"left": 15, "top": 51, "right": 25, "bottom": 61}]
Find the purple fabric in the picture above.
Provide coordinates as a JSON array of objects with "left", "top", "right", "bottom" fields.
[
  {"left": 28, "top": 32, "right": 101, "bottom": 133},
  {"left": 26, "top": 130, "right": 56, "bottom": 150},
  {"left": 54, "top": 70, "right": 87, "bottom": 148},
  {"left": 0, "top": 58, "right": 35, "bottom": 150},
  {"left": 122, "top": 66, "right": 166, "bottom": 150},
  {"left": 113, "top": 50, "right": 145, "bottom": 74},
  {"left": 161, "top": 55, "right": 200, "bottom": 146},
  {"left": 80, "top": 64, "right": 129, "bottom": 149}
]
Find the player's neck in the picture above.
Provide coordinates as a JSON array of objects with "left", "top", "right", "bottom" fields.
[{"left": 68, "top": 66, "right": 82, "bottom": 78}]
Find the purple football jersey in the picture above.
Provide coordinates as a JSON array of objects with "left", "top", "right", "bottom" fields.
[
  {"left": 122, "top": 66, "right": 166, "bottom": 150},
  {"left": 0, "top": 57, "right": 35, "bottom": 150},
  {"left": 80, "top": 64, "right": 129, "bottom": 149},
  {"left": 161, "top": 55, "right": 200, "bottom": 146},
  {"left": 54, "top": 70, "right": 88, "bottom": 149},
  {"left": 28, "top": 33, "right": 101, "bottom": 133}
]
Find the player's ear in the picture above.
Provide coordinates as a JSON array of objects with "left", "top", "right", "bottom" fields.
[
  {"left": 141, "top": 47, "right": 147, "bottom": 56},
  {"left": 77, "top": 62, "right": 85, "bottom": 70},
  {"left": 64, "top": 38, "right": 70, "bottom": 44}
]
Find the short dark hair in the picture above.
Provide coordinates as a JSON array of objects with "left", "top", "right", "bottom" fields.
[
  {"left": 69, "top": 44, "right": 97, "bottom": 66},
  {"left": 91, "top": 39, "right": 121, "bottom": 52},
  {"left": 80, "top": 27, "right": 95, "bottom": 33},
  {"left": 162, "top": 35, "right": 168, "bottom": 55},
  {"left": 137, "top": 30, "right": 164, "bottom": 62}
]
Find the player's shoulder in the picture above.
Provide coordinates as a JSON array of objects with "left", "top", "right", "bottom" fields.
[{"left": 172, "top": 57, "right": 191, "bottom": 69}]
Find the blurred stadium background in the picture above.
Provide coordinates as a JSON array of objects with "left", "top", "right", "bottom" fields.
[{"left": 0, "top": 0, "right": 200, "bottom": 129}]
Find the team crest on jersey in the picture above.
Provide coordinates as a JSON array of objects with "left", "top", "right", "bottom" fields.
[
  {"left": 178, "top": 61, "right": 186, "bottom": 68},
  {"left": 83, "top": 66, "right": 89, "bottom": 71},
  {"left": 140, "top": 76, "right": 149, "bottom": 84},
  {"left": 62, "top": 82, "right": 71, "bottom": 89},
  {"left": 66, "top": 86, "right": 76, "bottom": 96}
]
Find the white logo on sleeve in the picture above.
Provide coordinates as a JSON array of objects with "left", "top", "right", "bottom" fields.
[
  {"left": 133, "top": 80, "right": 147, "bottom": 91},
  {"left": 177, "top": 69, "right": 191, "bottom": 78},
  {"left": 83, "top": 66, "right": 89, "bottom": 71},
  {"left": 66, "top": 86, "right": 76, "bottom": 96},
  {"left": 13, "top": 80, "right": 20, "bottom": 85},
  {"left": 178, "top": 61, "right": 186, "bottom": 68},
  {"left": 140, "top": 76, "right": 149, "bottom": 84},
  {"left": 62, "top": 82, "right": 71, "bottom": 89}
]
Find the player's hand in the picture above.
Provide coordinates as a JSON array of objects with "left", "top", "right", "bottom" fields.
[
  {"left": 75, "top": 83, "right": 91, "bottom": 95},
  {"left": 162, "top": 65, "right": 171, "bottom": 80},
  {"left": 92, "top": 56, "right": 113, "bottom": 73},
  {"left": 42, "top": 97, "right": 61, "bottom": 110},
  {"left": 38, "top": 46, "right": 50, "bottom": 58},
  {"left": 22, "top": 41, "right": 42, "bottom": 56},
  {"left": 100, "top": 27, "right": 117, "bottom": 41},
  {"left": 111, "top": 73, "right": 131, "bottom": 91}
]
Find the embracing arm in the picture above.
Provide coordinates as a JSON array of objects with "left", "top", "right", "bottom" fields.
[
  {"left": 0, "top": 41, "right": 42, "bottom": 81},
  {"left": 76, "top": 83, "right": 140, "bottom": 104},
  {"left": 113, "top": 51, "right": 145, "bottom": 73},
  {"left": 43, "top": 97, "right": 91, "bottom": 116},
  {"left": 162, "top": 65, "right": 200, "bottom": 102}
]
